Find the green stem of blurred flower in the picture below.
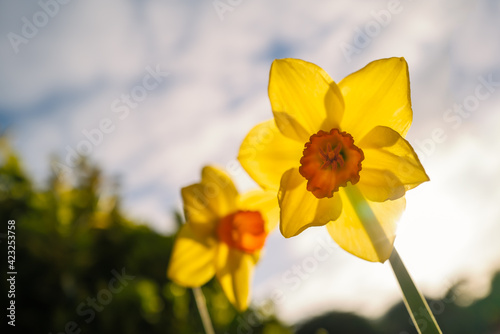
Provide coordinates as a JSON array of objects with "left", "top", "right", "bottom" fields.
[
  {"left": 389, "top": 249, "right": 442, "bottom": 334},
  {"left": 193, "top": 287, "right": 215, "bottom": 334}
]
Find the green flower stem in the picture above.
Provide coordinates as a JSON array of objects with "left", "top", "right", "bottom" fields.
[
  {"left": 389, "top": 249, "right": 442, "bottom": 334},
  {"left": 343, "top": 186, "right": 441, "bottom": 333},
  {"left": 193, "top": 287, "right": 215, "bottom": 334}
]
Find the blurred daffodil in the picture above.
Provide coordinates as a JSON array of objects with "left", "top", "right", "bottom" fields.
[
  {"left": 238, "top": 58, "right": 429, "bottom": 263},
  {"left": 167, "top": 166, "right": 278, "bottom": 311}
]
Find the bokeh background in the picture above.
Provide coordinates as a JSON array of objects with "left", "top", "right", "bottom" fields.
[{"left": 1, "top": 0, "right": 500, "bottom": 333}]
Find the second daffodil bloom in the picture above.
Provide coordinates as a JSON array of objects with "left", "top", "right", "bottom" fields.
[
  {"left": 167, "top": 166, "right": 278, "bottom": 311},
  {"left": 238, "top": 57, "right": 429, "bottom": 263}
]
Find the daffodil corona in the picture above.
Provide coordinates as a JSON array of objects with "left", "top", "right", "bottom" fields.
[
  {"left": 238, "top": 57, "right": 429, "bottom": 263},
  {"left": 300, "top": 128, "right": 364, "bottom": 198},
  {"left": 167, "top": 166, "right": 278, "bottom": 311}
]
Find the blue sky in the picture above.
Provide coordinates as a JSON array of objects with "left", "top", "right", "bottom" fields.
[{"left": 2, "top": 0, "right": 500, "bottom": 323}]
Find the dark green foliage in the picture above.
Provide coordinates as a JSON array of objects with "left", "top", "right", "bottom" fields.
[
  {"left": 375, "top": 275, "right": 500, "bottom": 334},
  {"left": 0, "top": 142, "right": 290, "bottom": 334},
  {"left": 295, "top": 312, "right": 381, "bottom": 334}
]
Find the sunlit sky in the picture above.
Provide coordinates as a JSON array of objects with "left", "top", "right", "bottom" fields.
[{"left": 1, "top": 0, "right": 500, "bottom": 324}]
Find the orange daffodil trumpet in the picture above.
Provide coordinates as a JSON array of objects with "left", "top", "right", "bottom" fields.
[
  {"left": 238, "top": 57, "right": 429, "bottom": 263},
  {"left": 167, "top": 166, "right": 278, "bottom": 311}
]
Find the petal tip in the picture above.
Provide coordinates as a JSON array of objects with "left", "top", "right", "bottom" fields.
[{"left": 279, "top": 222, "right": 295, "bottom": 239}]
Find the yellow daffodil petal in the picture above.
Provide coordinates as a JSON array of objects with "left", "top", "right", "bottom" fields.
[
  {"left": 278, "top": 168, "right": 342, "bottom": 238},
  {"left": 238, "top": 119, "right": 303, "bottom": 190},
  {"left": 358, "top": 126, "right": 429, "bottom": 202},
  {"left": 181, "top": 166, "right": 238, "bottom": 236},
  {"left": 269, "top": 58, "right": 344, "bottom": 141},
  {"left": 339, "top": 57, "right": 412, "bottom": 140},
  {"left": 200, "top": 166, "right": 238, "bottom": 216},
  {"left": 273, "top": 112, "right": 311, "bottom": 143},
  {"left": 357, "top": 168, "right": 405, "bottom": 202},
  {"left": 215, "top": 243, "right": 255, "bottom": 312},
  {"left": 326, "top": 186, "right": 406, "bottom": 262},
  {"left": 237, "top": 190, "right": 280, "bottom": 232},
  {"left": 167, "top": 223, "right": 216, "bottom": 287},
  {"left": 181, "top": 184, "right": 219, "bottom": 237}
]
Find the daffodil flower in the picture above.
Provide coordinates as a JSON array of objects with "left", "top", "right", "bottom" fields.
[
  {"left": 238, "top": 57, "right": 429, "bottom": 263},
  {"left": 167, "top": 166, "right": 278, "bottom": 311}
]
